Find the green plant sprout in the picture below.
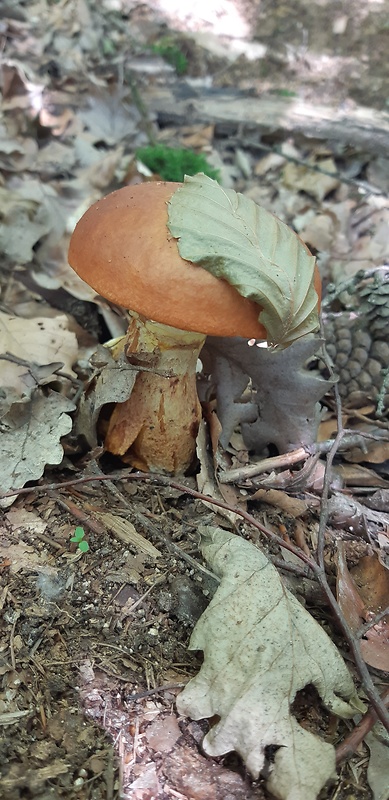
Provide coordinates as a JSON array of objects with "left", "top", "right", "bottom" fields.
[
  {"left": 151, "top": 37, "right": 188, "bottom": 75},
  {"left": 135, "top": 144, "right": 220, "bottom": 183},
  {"left": 70, "top": 526, "right": 89, "bottom": 553}
]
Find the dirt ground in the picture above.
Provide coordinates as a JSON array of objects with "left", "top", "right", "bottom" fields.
[{"left": 0, "top": 1, "right": 388, "bottom": 799}]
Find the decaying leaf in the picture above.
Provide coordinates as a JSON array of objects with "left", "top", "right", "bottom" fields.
[
  {"left": 336, "top": 545, "right": 389, "bottom": 672},
  {"left": 0, "top": 312, "right": 77, "bottom": 392},
  {"left": 202, "top": 334, "right": 333, "bottom": 454},
  {"left": 0, "top": 180, "right": 60, "bottom": 263},
  {"left": 283, "top": 158, "right": 340, "bottom": 202},
  {"left": 74, "top": 345, "right": 138, "bottom": 448},
  {"left": 79, "top": 90, "right": 140, "bottom": 146},
  {"left": 0, "top": 391, "right": 75, "bottom": 505},
  {"left": 365, "top": 723, "right": 389, "bottom": 800},
  {"left": 0, "top": 311, "right": 78, "bottom": 421},
  {"left": 167, "top": 173, "right": 319, "bottom": 347},
  {"left": 177, "top": 526, "right": 358, "bottom": 800}
]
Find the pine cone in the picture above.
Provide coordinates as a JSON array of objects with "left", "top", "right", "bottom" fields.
[{"left": 323, "top": 266, "right": 389, "bottom": 410}]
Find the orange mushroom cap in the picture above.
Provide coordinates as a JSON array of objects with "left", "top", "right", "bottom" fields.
[{"left": 68, "top": 181, "right": 320, "bottom": 340}]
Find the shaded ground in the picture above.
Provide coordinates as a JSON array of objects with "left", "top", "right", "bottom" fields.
[{"left": 0, "top": 1, "right": 388, "bottom": 799}]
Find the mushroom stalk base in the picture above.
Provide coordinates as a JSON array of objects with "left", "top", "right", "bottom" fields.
[{"left": 104, "top": 314, "right": 205, "bottom": 474}]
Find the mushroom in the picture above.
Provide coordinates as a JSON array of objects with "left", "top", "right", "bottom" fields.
[{"left": 68, "top": 180, "right": 321, "bottom": 474}]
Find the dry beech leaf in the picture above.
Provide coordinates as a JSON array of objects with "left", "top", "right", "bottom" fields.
[
  {"left": 167, "top": 173, "right": 319, "bottom": 347},
  {"left": 177, "top": 526, "right": 358, "bottom": 800},
  {"left": 283, "top": 158, "right": 340, "bottom": 202},
  {"left": 250, "top": 487, "right": 308, "bottom": 517},
  {"left": 334, "top": 463, "right": 389, "bottom": 488}
]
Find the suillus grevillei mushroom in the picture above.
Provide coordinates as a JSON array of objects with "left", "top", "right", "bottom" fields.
[{"left": 68, "top": 178, "right": 321, "bottom": 474}]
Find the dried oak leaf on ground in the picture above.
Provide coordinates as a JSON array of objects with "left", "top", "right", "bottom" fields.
[
  {"left": 0, "top": 311, "right": 77, "bottom": 503},
  {"left": 177, "top": 526, "right": 359, "bottom": 800},
  {"left": 0, "top": 391, "right": 75, "bottom": 504},
  {"left": 0, "top": 312, "right": 77, "bottom": 412},
  {"left": 202, "top": 335, "right": 332, "bottom": 454}
]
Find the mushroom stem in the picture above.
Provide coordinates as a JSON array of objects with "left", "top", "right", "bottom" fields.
[{"left": 104, "top": 314, "right": 205, "bottom": 474}]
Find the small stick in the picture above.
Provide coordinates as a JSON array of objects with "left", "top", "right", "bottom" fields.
[{"left": 336, "top": 687, "right": 389, "bottom": 765}]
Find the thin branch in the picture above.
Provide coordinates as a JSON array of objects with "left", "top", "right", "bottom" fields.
[
  {"left": 357, "top": 606, "right": 389, "bottom": 640},
  {"left": 316, "top": 382, "right": 345, "bottom": 571},
  {"left": 336, "top": 686, "right": 389, "bottom": 765}
]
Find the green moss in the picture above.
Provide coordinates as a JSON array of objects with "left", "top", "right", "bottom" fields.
[
  {"left": 136, "top": 145, "right": 220, "bottom": 183},
  {"left": 151, "top": 38, "right": 188, "bottom": 75}
]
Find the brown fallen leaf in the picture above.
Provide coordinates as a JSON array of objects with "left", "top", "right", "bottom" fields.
[
  {"left": 336, "top": 544, "right": 389, "bottom": 672},
  {"left": 144, "top": 714, "right": 181, "bottom": 752},
  {"left": 351, "top": 554, "right": 389, "bottom": 613},
  {"left": 162, "top": 743, "right": 264, "bottom": 800},
  {"left": 283, "top": 157, "right": 340, "bottom": 201}
]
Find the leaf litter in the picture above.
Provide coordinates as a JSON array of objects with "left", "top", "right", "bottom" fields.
[{"left": 0, "top": 1, "right": 388, "bottom": 799}]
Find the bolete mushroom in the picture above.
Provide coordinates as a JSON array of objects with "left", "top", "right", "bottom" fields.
[{"left": 68, "top": 178, "right": 321, "bottom": 474}]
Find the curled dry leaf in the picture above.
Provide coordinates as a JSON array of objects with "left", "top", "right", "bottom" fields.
[
  {"left": 177, "top": 526, "right": 358, "bottom": 800},
  {"left": 74, "top": 345, "right": 137, "bottom": 449}
]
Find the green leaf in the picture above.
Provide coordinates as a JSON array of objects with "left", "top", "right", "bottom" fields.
[
  {"left": 167, "top": 173, "right": 319, "bottom": 346},
  {"left": 78, "top": 539, "right": 90, "bottom": 553},
  {"left": 71, "top": 526, "right": 85, "bottom": 543}
]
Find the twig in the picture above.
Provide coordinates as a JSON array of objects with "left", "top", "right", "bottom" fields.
[
  {"left": 316, "top": 382, "right": 345, "bottom": 571},
  {"left": 219, "top": 447, "right": 309, "bottom": 483},
  {"left": 219, "top": 427, "right": 389, "bottom": 484},
  {"left": 357, "top": 606, "right": 389, "bottom": 640},
  {"left": 336, "top": 686, "right": 389, "bottom": 765},
  {"left": 125, "top": 683, "right": 185, "bottom": 702},
  {"left": 133, "top": 509, "right": 218, "bottom": 581},
  {"left": 9, "top": 612, "right": 20, "bottom": 670}
]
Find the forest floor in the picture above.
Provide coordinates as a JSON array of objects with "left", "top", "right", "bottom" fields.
[{"left": 0, "top": 2, "right": 388, "bottom": 800}]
